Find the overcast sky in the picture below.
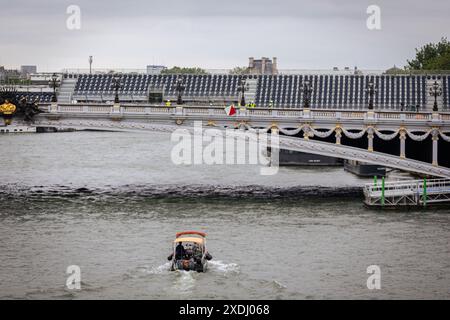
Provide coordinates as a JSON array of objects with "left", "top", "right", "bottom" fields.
[{"left": 0, "top": 0, "right": 448, "bottom": 71}]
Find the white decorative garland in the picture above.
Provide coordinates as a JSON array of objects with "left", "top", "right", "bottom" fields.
[
  {"left": 279, "top": 127, "right": 304, "bottom": 135},
  {"left": 439, "top": 131, "right": 450, "bottom": 142},
  {"left": 309, "top": 127, "right": 336, "bottom": 138},
  {"left": 406, "top": 130, "right": 431, "bottom": 141},
  {"left": 373, "top": 129, "right": 400, "bottom": 141},
  {"left": 236, "top": 123, "right": 449, "bottom": 145},
  {"left": 341, "top": 127, "right": 368, "bottom": 139}
]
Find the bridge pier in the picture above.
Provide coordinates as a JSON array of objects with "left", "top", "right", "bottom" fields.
[
  {"left": 112, "top": 103, "right": 121, "bottom": 113},
  {"left": 368, "top": 131, "right": 374, "bottom": 152},
  {"left": 50, "top": 102, "right": 58, "bottom": 113},
  {"left": 176, "top": 106, "right": 183, "bottom": 116},
  {"left": 432, "top": 131, "right": 439, "bottom": 166},
  {"left": 399, "top": 130, "right": 406, "bottom": 159},
  {"left": 335, "top": 127, "right": 342, "bottom": 145}
]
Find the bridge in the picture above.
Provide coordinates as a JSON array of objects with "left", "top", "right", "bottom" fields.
[{"left": 8, "top": 102, "right": 448, "bottom": 178}]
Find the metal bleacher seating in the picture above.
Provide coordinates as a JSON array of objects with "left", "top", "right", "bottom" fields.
[
  {"left": 71, "top": 73, "right": 449, "bottom": 110},
  {"left": 254, "top": 74, "right": 430, "bottom": 110},
  {"left": 14, "top": 92, "right": 53, "bottom": 103}
]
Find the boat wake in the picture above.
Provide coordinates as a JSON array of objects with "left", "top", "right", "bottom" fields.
[
  {"left": 134, "top": 260, "right": 240, "bottom": 277},
  {"left": 208, "top": 260, "right": 240, "bottom": 274},
  {"left": 131, "top": 262, "right": 172, "bottom": 277},
  {"left": 143, "top": 262, "right": 172, "bottom": 275},
  {"left": 172, "top": 270, "right": 197, "bottom": 294}
]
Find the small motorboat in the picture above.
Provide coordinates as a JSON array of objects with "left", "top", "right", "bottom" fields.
[{"left": 168, "top": 231, "right": 212, "bottom": 272}]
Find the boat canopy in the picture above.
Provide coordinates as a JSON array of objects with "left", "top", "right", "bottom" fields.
[
  {"left": 174, "top": 237, "right": 204, "bottom": 245},
  {"left": 176, "top": 231, "right": 206, "bottom": 238}
]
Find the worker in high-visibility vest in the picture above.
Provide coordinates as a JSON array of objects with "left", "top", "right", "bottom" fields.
[
  {"left": 268, "top": 100, "right": 274, "bottom": 108},
  {"left": 165, "top": 100, "right": 172, "bottom": 107}
]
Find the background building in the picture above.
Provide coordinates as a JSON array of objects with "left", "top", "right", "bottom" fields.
[
  {"left": 0, "top": 66, "right": 6, "bottom": 82},
  {"left": 20, "top": 65, "right": 37, "bottom": 77},
  {"left": 0, "top": 67, "right": 21, "bottom": 83},
  {"left": 146, "top": 65, "right": 167, "bottom": 75},
  {"left": 248, "top": 57, "right": 278, "bottom": 75}
]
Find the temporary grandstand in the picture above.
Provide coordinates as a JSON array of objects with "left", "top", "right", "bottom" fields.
[
  {"left": 8, "top": 71, "right": 450, "bottom": 111},
  {"left": 0, "top": 88, "right": 54, "bottom": 103}
]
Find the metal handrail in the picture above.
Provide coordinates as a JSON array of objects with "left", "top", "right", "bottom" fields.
[{"left": 365, "top": 179, "right": 450, "bottom": 195}]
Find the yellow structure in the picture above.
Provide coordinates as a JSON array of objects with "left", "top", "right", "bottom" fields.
[
  {"left": 0, "top": 101, "right": 16, "bottom": 115},
  {"left": 174, "top": 237, "right": 204, "bottom": 245},
  {"left": 0, "top": 100, "right": 16, "bottom": 125}
]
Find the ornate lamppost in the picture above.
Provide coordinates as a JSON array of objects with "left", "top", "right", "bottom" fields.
[
  {"left": 89, "top": 56, "right": 93, "bottom": 74},
  {"left": 238, "top": 79, "right": 246, "bottom": 107},
  {"left": 301, "top": 80, "right": 313, "bottom": 109},
  {"left": 50, "top": 73, "right": 59, "bottom": 102},
  {"left": 112, "top": 75, "right": 122, "bottom": 104},
  {"left": 365, "top": 80, "right": 377, "bottom": 110},
  {"left": 429, "top": 81, "right": 442, "bottom": 112},
  {"left": 176, "top": 76, "right": 185, "bottom": 105}
]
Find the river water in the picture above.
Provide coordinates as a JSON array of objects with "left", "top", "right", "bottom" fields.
[{"left": 0, "top": 131, "right": 449, "bottom": 299}]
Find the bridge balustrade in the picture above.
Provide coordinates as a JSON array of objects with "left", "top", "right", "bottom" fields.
[
  {"left": 340, "top": 112, "right": 365, "bottom": 119},
  {"left": 277, "top": 110, "right": 303, "bottom": 117},
  {"left": 122, "top": 106, "right": 146, "bottom": 113},
  {"left": 44, "top": 104, "right": 450, "bottom": 123},
  {"left": 59, "top": 105, "right": 84, "bottom": 112},
  {"left": 211, "top": 109, "right": 226, "bottom": 115},
  {"left": 146, "top": 107, "right": 173, "bottom": 114},
  {"left": 248, "top": 109, "right": 272, "bottom": 116},
  {"left": 183, "top": 108, "right": 210, "bottom": 115},
  {"left": 406, "top": 113, "right": 431, "bottom": 120},
  {"left": 87, "top": 106, "right": 111, "bottom": 113},
  {"left": 377, "top": 113, "right": 401, "bottom": 119},
  {"left": 311, "top": 111, "right": 336, "bottom": 118}
]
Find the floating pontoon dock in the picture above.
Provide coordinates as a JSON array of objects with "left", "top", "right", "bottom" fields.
[{"left": 364, "top": 178, "right": 450, "bottom": 207}]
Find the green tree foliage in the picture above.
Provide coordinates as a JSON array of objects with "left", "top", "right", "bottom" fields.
[
  {"left": 161, "top": 66, "right": 208, "bottom": 75},
  {"left": 229, "top": 66, "right": 250, "bottom": 75},
  {"left": 407, "top": 37, "right": 450, "bottom": 70},
  {"left": 384, "top": 65, "right": 409, "bottom": 75}
]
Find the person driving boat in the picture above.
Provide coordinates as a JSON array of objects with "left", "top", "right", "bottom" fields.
[
  {"left": 168, "top": 242, "right": 185, "bottom": 261},
  {"left": 175, "top": 242, "right": 185, "bottom": 259}
]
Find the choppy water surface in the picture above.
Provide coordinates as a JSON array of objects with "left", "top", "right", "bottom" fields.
[{"left": 0, "top": 131, "right": 449, "bottom": 299}]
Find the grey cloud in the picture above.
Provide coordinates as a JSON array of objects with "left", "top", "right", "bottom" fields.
[{"left": 0, "top": 0, "right": 448, "bottom": 71}]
